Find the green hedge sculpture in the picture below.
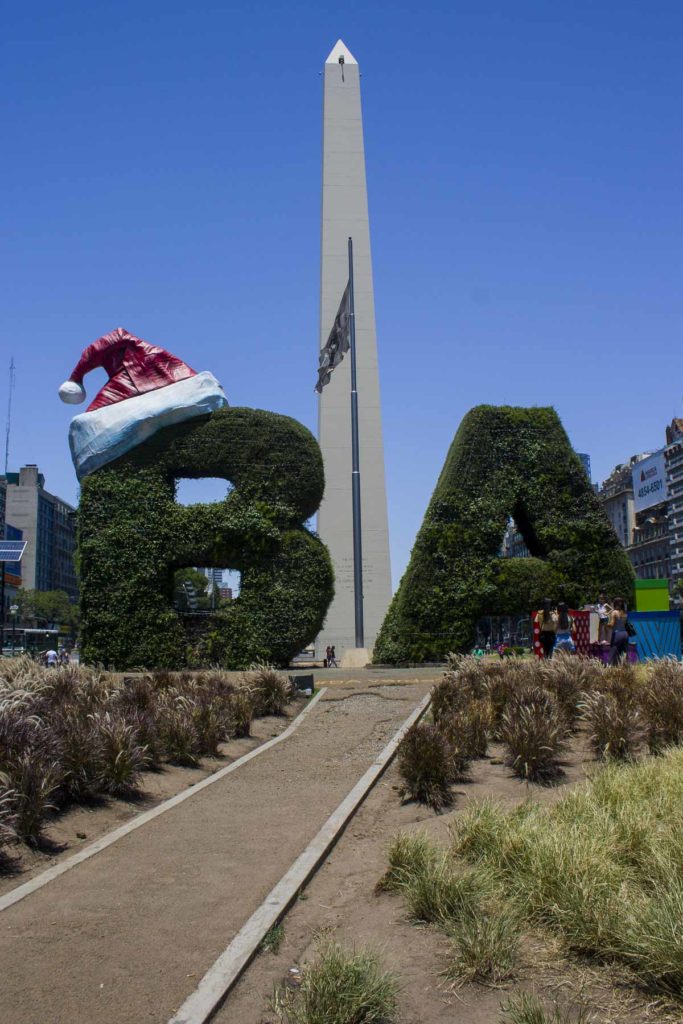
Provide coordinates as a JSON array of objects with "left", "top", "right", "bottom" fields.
[
  {"left": 78, "top": 407, "right": 334, "bottom": 669},
  {"left": 374, "top": 405, "right": 634, "bottom": 664}
]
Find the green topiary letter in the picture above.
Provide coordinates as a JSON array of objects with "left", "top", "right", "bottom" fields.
[
  {"left": 78, "top": 407, "right": 334, "bottom": 669},
  {"left": 374, "top": 405, "right": 634, "bottom": 664}
]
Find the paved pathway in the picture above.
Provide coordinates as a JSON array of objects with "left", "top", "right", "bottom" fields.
[{"left": 1, "top": 684, "right": 429, "bottom": 1024}]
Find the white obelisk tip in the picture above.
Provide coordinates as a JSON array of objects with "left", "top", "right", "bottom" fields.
[{"left": 325, "top": 39, "right": 358, "bottom": 65}]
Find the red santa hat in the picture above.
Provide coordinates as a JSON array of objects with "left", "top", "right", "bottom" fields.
[
  {"left": 59, "top": 327, "right": 197, "bottom": 413},
  {"left": 60, "top": 328, "right": 228, "bottom": 479}
]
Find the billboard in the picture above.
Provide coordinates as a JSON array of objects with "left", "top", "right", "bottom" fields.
[{"left": 632, "top": 450, "right": 667, "bottom": 514}]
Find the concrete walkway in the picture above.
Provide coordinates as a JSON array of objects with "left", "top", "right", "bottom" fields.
[{"left": 1, "top": 684, "right": 429, "bottom": 1024}]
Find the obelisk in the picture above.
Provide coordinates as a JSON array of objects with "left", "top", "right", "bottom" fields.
[{"left": 317, "top": 40, "right": 392, "bottom": 661}]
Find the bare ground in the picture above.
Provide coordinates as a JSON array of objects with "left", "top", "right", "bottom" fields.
[{"left": 217, "top": 731, "right": 682, "bottom": 1024}]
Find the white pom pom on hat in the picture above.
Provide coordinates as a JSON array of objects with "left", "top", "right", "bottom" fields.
[{"left": 59, "top": 380, "right": 86, "bottom": 405}]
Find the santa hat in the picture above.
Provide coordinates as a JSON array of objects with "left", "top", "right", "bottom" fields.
[
  {"left": 61, "top": 329, "right": 228, "bottom": 479},
  {"left": 59, "top": 327, "right": 198, "bottom": 413}
]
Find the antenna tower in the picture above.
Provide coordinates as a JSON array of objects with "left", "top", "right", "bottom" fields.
[{"left": 4, "top": 357, "right": 15, "bottom": 476}]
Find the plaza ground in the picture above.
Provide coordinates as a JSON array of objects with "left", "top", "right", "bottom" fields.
[
  {"left": 0, "top": 678, "right": 430, "bottom": 1024},
  {"left": 2, "top": 666, "right": 678, "bottom": 1024}
]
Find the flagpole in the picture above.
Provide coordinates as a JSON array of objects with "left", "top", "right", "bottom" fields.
[{"left": 348, "top": 236, "right": 365, "bottom": 648}]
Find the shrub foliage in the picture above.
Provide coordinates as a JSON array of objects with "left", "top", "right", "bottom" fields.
[
  {"left": 374, "top": 405, "right": 634, "bottom": 663},
  {"left": 78, "top": 407, "right": 334, "bottom": 669}
]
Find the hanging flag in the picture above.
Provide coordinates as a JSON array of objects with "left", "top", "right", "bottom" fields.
[{"left": 315, "top": 282, "right": 350, "bottom": 393}]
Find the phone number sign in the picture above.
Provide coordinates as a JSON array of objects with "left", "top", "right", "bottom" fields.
[{"left": 632, "top": 451, "right": 668, "bottom": 514}]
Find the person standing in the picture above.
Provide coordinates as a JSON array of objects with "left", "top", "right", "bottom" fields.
[
  {"left": 608, "top": 598, "right": 630, "bottom": 665},
  {"left": 328, "top": 645, "right": 338, "bottom": 668},
  {"left": 554, "top": 603, "right": 576, "bottom": 654},
  {"left": 596, "top": 592, "right": 612, "bottom": 646},
  {"left": 536, "top": 598, "right": 557, "bottom": 659},
  {"left": 45, "top": 648, "right": 58, "bottom": 668}
]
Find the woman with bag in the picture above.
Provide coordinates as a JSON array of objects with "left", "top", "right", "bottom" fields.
[
  {"left": 536, "top": 598, "right": 557, "bottom": 659},
  {"left": 608, "top": 598, "right": 631, "bottom": 665}
]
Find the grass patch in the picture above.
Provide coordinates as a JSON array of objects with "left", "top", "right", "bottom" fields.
[
  {"left": 378, "top": 830, "right": 439, "bottom": 893},
  {"left": 641, "top": 658, "right": 683, "bottom": 754},
  {"left": 445, "top": 909, "right": 520, "bottom": 985},
  {"left": 272, "top": 939, "right": 397, "bottom": 1024},
  {"left": 499, "top": 991, "right": 589, "bottom": 1023},
  {"left": 452, "top": 748, "right": 683, "bottom": 994},
  {"left": 579, "top": 690, "right": 640, "bottom": 761},
  {"left": 261, "top": 923, "right": 285, "bottom": 954}
]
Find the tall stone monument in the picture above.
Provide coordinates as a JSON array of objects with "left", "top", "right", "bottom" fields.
[{"left": 317, "top": 40, "right": 392, "bottom": 660}]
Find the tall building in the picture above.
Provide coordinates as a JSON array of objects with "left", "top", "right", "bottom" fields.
[
  {"left": 599, "top": 443, "right": 679, "bottom": 592},
  {"left": 1, "top": 483, "right": 24, "bottom": 619},
  {"left": 599, "top": 456, "right": 647, "bottom": 548},
  {"left": 2, "top": 465, "right": 78, "bottom": 602},
  {"left": 316, "top": 40, "right": 392, "bottom": 658},
  {"left": 628, "top": 513, "right": 671, "bottom": 581},
  {"left": 199, "top": 567, "right": 224, "bottom": 590},
  {"left": 665, "top": 419, "right": 683, "bottom": 601},
  {"left": 577, "top": 452, "right": 592, "bottom": 482}
]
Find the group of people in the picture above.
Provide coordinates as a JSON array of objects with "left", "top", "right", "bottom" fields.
[
  {"left": 536, "top": 593, "right": 631, "bottom": 665},
  {"left": 595, "top": 593, "right": 633, "bottom": 662},
  {"left": 323, "top": 645, "right": 338, "bottom": 668},
  {"left": 40, "top": 647, "right": 70, "bottom": 667},
  {"left": 471, "top": 641, "right": 513, "bottom": 659}
]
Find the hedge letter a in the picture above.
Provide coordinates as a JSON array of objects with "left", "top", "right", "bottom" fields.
[{"left": 374, "top": 405, "right": 633, "bottom": 663}]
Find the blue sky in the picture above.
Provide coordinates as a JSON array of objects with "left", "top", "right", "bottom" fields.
[{"left": 2, "top": 1, "right": 682, "bottom": 588}]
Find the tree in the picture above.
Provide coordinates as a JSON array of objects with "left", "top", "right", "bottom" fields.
[
  {"left": 173, "top": 568, "right": 210, "bottom": 610},
  {"left": 14, "top": 590, "right": 79, "bottom": 631}
]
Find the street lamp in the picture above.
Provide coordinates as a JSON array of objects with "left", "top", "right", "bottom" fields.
[{"left": 9, "top": 604, "right": 18, "bottom": 654}]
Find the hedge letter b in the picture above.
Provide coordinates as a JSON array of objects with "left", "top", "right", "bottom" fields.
[{"left": 78, "top": 407, "right": 334, "bottom": 669}]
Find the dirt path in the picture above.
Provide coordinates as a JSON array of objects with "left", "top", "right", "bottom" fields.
[
  {"left": 218, "top": 733, "right": 676, "bottom": 1024},
  {"left": 0, "top": 684, "right": 429, "bottom": 1024}
]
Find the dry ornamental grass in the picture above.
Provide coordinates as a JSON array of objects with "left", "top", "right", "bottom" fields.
[
  {"left": 0, "top": 658, "right": 294, "bottom": 857},
  {"left": 640, "top": 658, "right": 683, "bottom": 753},
  {"left": 499, "top": 687, "right": 567, "bottom": 781},
  {"left": 396, "top": 722, "right": 468, "bottom": 811},
  {"left": 402, "top": 654, "right": 683, "bottom": 807}
]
